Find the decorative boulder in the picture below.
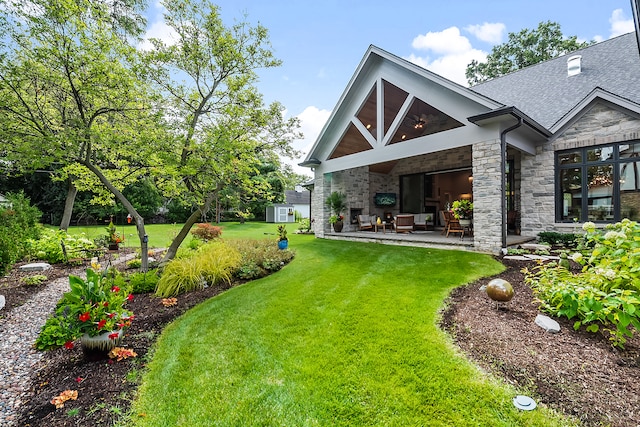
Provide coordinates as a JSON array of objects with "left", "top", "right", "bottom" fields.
[
  {"left": 486, "top": 278, "right": 514, "bottom": 302},
  {"left": 0, "top": 294, "right": 5, "bottom": 311}
]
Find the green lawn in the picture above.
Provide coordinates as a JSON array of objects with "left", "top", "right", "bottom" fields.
[
  {"left": 128, "top": 227, "right": 574, "bottom": 426},
  {"left": 65, "top": 221, "right": 281, "bottom": 249}
]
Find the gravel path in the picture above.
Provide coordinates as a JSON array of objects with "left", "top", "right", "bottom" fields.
[{"left": 0, "top": 254, "right": 136, "bottom": 426}]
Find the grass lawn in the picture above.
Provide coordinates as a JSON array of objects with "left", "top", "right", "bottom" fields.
[
  {"left": 65, "top": 221, "right": 278, "bottom": 250},
  {"left": 129, "top": 225, "right": 573, "bottom": 426}
]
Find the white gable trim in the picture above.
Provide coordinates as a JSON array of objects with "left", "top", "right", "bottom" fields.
[
  {"left": 302, "top": 45, "right": 502, "bottom": 165},
  {"left": 550, "top": 88, "right": 640, "bottom": 136}
]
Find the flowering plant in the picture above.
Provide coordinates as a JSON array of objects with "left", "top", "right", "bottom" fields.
[
  {"left": 451, "top": 199, "right": 473, "bottom": 219},
  {"left": 277, "top": 224, "right": 288, "bottom": 241},
  {"left": 329, "top": 214, "right": 344, "bottom": 224},
  {"left": 107, "top": 221, "right": 123, "bottom": 244},
  {"left": 35, "top": 265, "right": 134, "bottom": 350}
]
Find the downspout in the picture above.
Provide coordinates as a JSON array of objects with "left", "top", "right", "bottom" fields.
[{"left": 500, "top": 116, "right": 523, "bottom": 251}]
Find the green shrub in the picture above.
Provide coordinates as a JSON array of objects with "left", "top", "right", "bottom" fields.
[
  {"left": 26, "top": 228, "right": 97, "bottom": 264},
  {"left": 155, "top": 241, "right": 241, "bottom": 297},
  {"left": 297, "top": 218, "right": 311, "bottom": 232},
  {"left": 129, "top": 270, "right": 160, "bottom": 294},
  {"left": 127, "top": 258, "right": 142, "bottom": 269},
  {"left": 538, "top": 231, "right": 580, "bottom": 247},
  {"left": 525, "top": 219, "right": 640, "bottom": 347},
  {"left": 0, "top": 192, "right": 42, "bottom": 275},
  {"left": 23, "top": 274, "right": 48, "bottom": 286},
  {"left": 226, "top": 238, "right": 295, "bottom": 280}
]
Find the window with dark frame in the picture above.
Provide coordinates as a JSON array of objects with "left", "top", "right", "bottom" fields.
[{"left": 556, "top": 141, "right": 640, "bottom": 222}]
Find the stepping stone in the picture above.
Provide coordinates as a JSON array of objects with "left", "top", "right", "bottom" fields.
[
  {"left": 535, "top": 314, "right": 561, "bottom": 333},
  {"left": 0, "top": 294, "right": 4, "bottom": 311},
  {"left": 19, "top": 262, "right": 52, "bottom": 272},
  {"left": 521, "top": 243, "right": 551, "bottom": 251}
]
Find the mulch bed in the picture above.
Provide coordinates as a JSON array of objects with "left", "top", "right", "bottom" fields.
[{"left": 2, "top": 256, "right": 639, "bottom": 426}]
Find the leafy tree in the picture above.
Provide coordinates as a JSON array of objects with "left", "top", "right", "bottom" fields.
[
  {"left": 0, "top": 0, "right": 165, "bottom": 270},
  {"left": 466, "top": 21, "right": 593, "bottom": 85},
  {"left": 143, "top": 1, "right": 301, "bottom": 262}
]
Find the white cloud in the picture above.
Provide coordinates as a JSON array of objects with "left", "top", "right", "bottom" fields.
[
  {"left": 138, "top": 19, "right": 179, "bottom": 51},
  {"left": 406, "top": 26, "right": 487, "bottom": 86},
  {"left": 609, "top": 8, "right": 634, "bottom": 38},
  {"left": 464, "top": 22, "right": 506, "bottom": 44},
  {"left": 411, "top": 27, "right": 472, "bottom": 55},
  {"left": 281, "top": 106, "right": 331, "bottom": 177}
]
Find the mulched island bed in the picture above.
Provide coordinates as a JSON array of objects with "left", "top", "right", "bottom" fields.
[{"left": 2, "top": 256, "right": 638, "bottom": 426}]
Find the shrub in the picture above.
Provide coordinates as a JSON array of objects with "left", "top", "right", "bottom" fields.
[
  {"left": 127, "top": 259, "right": 142, "bottom": 269},
  {"left": 190, "top": 223, "right": 222, "bottom": 242},
  {"left": 525, "top": 219, "right": 640, "bottom": 347},
  {"left": 23, "top": 274, "right": 48, "bottom": 286},
  {"left": 0, "top": 192, "right": 42, "bottom": 275},
  {"left": 538, "top": 231, "right": 580, "bottom": 248},
  {"left": 226, "top": 239, "right": 295, "bottom": 280},
  {"left": 129, "top": 270, "right": 160, "bottom": 294},
  {"left": 297, "top": 218, "right": 311, "bottom": 232},
  {"left": 26, "top": 228, "right": 97, "bottom": 264},
  {"left": 155, "top": 241, "right": 241, "bottom": 297}
]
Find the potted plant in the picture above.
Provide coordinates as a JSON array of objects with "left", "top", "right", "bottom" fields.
[
  {"left": 35, "top": 265, "right": 134, "bottom": 359},
  {"left": 451, "top": 199, "right": 473, "bottom": 226},
  {"left": 277, "top": 225, "right": 288, "bottom": 250},
  {"left": 326, "top": 191, "right": 347, "bottom": 232},
  {"left": 106, "top": 221, "right": 123, "bottom": 250}
]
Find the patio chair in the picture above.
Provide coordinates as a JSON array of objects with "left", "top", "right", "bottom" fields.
[
  {"left": 439, "top": 210, "right": 449, "bottom": 235},
  {"left": 357, "top": 214, "right": 375, "bottom": 231},
  {"left": 445, "top": 212, "right": 464, "bottom": 238},
  {"left": 394, "top": 214, "right": 414, "bottom": 233}
]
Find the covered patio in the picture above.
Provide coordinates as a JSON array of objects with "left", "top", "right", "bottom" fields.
[{"left": 324, "top": 228, "right": 534, "bottom": 251}]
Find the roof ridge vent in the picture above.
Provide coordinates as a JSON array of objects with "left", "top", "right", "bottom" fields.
[{"left": 567, "top": 55, "right": 582, "bottom": 77}]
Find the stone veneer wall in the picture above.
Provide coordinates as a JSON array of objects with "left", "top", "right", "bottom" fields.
[
  {"left": 520, "top": 103, "right": 640, "bottom": 236},
  {"left": 472, "top": 140, "right": 502, "bottom": 253}
]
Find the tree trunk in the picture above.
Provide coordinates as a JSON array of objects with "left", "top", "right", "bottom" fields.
[
  {"left": 59, "top": 178, "right": 77, "bottom": 231},
  {"left": 81, "top": 161, "right": 149, "bottom": 271},
  {"left": 161, "top": 192, "right": 216, "bottom": 264}
]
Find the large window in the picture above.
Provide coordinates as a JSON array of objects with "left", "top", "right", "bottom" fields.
[{"left": 556, "top": 142, "right": 640, "bottom": 222}]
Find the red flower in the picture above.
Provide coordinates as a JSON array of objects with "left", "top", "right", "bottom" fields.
[
  {"left": 64, "top": 341, "right": 74, "bottom": 349},
  {"left": 75, "top": 377, "right": 83, "bottom": 383},
  {"left": 78, "top": 312, "right": 90, "bottom": 322},
  {"left": 108, "top": 332, "right": 120, "bottom": 340},
  {"left": 108, "top": 313, "right": 115, "bottom": 319},
  {"left": 97, "top": 319, "right": 107, "bottom": 330},
  {"left": 111, "top": 286, "right": 120, "bottom": 292},
  {"left": 103, "top": 302, "right": 109, "bottom": 307},
  {"left": 127, "top": 294, "right": 134, "bottom": 301}
]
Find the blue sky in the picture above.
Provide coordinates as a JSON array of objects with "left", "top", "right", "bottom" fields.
[{"left": 143, "top": 1, "right": 636, "bottom": 175}]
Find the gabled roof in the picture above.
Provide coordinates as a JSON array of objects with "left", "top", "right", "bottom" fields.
[
  {"left": 285, "top": 190, "right": 310, "bottom": 204},
  {"left": 471, "top": 32, "right": 640, "bottom": 131},
  {"left": 302, "top": 45, "right": 502, "bottom": 165}
]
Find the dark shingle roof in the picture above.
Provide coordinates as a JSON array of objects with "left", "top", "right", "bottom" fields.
[
  {"left": 471, "top": 32, "right": 640, "bottom": 130},
  {"left": 285, "top": 190, "right": 310, "bottom": 204}
]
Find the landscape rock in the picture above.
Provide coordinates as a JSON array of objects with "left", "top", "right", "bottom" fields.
[
  {"left": 0, "top": 294, "right": 5, "bottom": 310},
  {"left": 535, "top": 314, "right": 561, "bottom": 333},
  {"left": 521, "top": 243, "right": 551, "bottom": 251},
  {"left": 18, "top": 263, "right": 51, "bottom": 272}
]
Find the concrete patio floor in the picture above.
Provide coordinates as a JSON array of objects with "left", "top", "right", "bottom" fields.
[{"left": 323, "top": 227, "right": 534, "bottom": 252}]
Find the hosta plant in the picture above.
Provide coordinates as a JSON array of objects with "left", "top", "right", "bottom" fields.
[{"left": 524, "top": 219, "right": 640, "bottom": 347}]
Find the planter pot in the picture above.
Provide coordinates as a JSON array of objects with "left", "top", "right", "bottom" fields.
[
  {"left": 459, "top": 219, "right": 472, "bottom": 227},
  {"left": 278, "top": 239, "right": 288, "bottom": 250},
  {"left": 108, "top": 243, "right": 119, "bottom": 251},
  {"left": 332, "top": 221, "right": 344, "bottom": 232},
  {"left": 81, "top": 329, "right": 123, "bottom": 361}
]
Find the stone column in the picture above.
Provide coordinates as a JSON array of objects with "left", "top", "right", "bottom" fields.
[{"left": 472, "top": 140, "right": 502, "bottom": 253}]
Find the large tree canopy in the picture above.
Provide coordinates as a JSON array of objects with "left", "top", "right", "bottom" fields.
[
  {"left": 466, "top": 21, "right": 593, "bottom": 86},
  {"left": 143, "top": 0, "right": 301, "bottom": 262}
]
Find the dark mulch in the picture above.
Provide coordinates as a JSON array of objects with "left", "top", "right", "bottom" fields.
[
  {"left": 2, "top": 256, "right": 638, "bottom": 426},
  {"left": 440, "top": 258, "right": 640, "bottom": 427}
]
